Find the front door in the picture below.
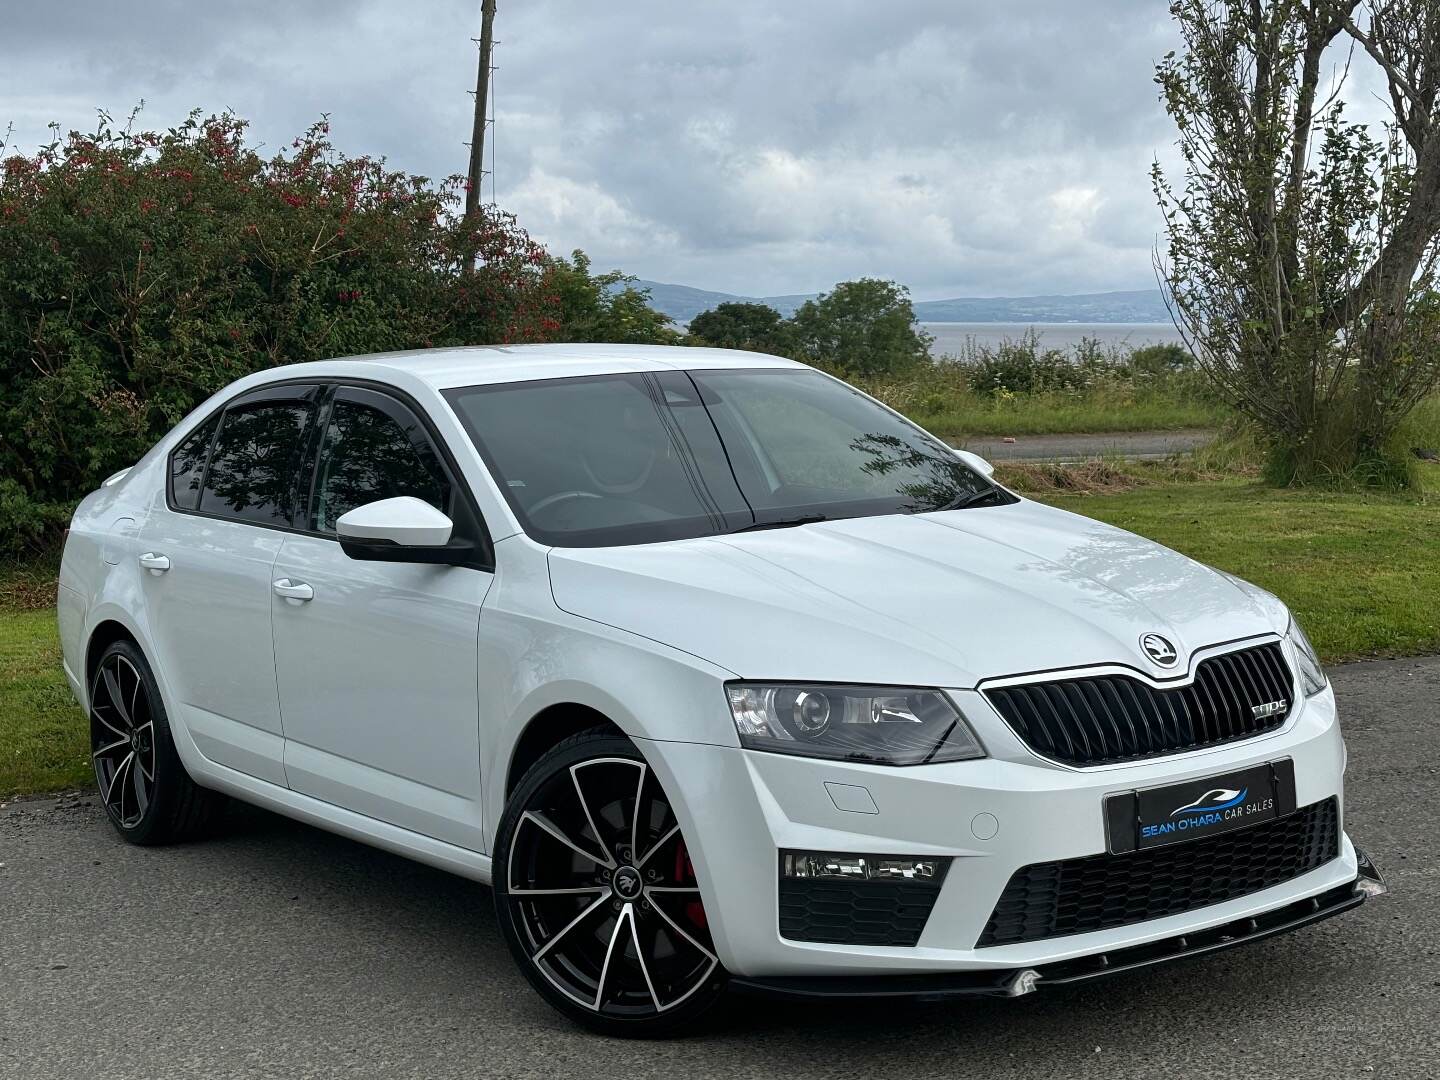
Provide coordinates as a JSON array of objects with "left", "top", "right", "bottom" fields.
[{"left": 271, "top": 386, "right": 493, "bottom": 851}]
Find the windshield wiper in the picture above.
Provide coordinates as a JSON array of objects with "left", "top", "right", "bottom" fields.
[
  {"left": 731, "top": 513, "right": 832, "bottom": 533},
  {"left": 935, "top": 487, "right": 1008, "bottom": 512}
]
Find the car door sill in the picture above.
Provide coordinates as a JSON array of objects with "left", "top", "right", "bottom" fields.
[{"left": 189, "top": 756, "right": 493, "bottom": 884}]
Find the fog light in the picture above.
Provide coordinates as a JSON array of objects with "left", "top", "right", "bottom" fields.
[{"left": 780, "top": 850, "right": 948, "bottom": 882}]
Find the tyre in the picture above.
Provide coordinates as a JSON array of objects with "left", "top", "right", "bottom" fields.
[
  {"left": 89, "top": 639, "right": 227, "bottom": 844},
  {"left": 493, "top": 729, "right": 727, "bottom": 1037}
]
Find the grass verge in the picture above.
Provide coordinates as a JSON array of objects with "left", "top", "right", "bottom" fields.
[
  {"left": 914, "top": 392, "right": 1226, "bottom": 437},
  {"left": 1, "top": 607, "right": 89, "bottom": 797}
]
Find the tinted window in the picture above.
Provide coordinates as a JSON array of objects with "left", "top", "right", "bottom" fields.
[
  {"left": 310, "top": 390, "right": 452, "bottom": 533},
  {"left": 198, "top": 395, "right": 316, "bottom": 526},
  {"left": 446, "top": 368, "right": 1003, "bottom": 547},
  {"left": 168, "top": 414, "right": 220, "bottom": 511}
]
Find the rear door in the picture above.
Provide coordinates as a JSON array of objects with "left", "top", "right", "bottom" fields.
[
  {"left": 141, "top": 383, "right": 322, "bottom": 785},
  {"left": 271, "top": 385, "right": 493, "bottom": 851}
]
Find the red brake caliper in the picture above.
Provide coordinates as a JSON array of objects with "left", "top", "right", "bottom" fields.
[{"left": 674, "top": 840, "right": 707, "bottom": 930}]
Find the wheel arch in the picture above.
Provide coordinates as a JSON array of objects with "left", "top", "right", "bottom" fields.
[
  {"left": 504, "top": 702, "right": 624, "bottom": 798},
  {"left": 85, "top": 619, "right": 141, "bottom": 686},
  {"left": 79, "top": 606, "right": 158, "bottom": 712}
]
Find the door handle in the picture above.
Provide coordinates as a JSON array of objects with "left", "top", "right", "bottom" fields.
[
  {"left": 138, "top": 552, "right": 170, "bottom": 573},
  {"left": 272, "top": 578, "right": 315, "bottom": 602}
]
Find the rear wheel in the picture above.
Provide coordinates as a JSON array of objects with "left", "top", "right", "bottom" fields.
[
  {"left": 89, "top": 639, "right": 226, "bottom": 844},
  {"left": 494, "top": 730, "right": 726, "bottom": 1036}
]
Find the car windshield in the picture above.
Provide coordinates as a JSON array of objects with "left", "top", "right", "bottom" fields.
[{"left": 444, "top": 367, "right": 1007, "bottom": 547}]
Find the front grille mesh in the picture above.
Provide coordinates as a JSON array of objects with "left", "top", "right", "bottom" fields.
[
  {"left": 779, "top": 878, "right": 944, "bottom": 947},
  {"left": 985, "top": 641, "right": 1294, "bottom": 767},
  {"left": 978, "top": 798, "right": 1340, "bottom": 948}
]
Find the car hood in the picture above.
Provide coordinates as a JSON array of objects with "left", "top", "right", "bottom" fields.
[{"left": 546, "top": 499, "right": 1285, "bottom": 687}]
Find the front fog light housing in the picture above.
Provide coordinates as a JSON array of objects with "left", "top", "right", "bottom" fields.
[
  {"left": 726, "top": 683, "right": 985, "bottom": 765},
  {"left": 781, "top": 851, "right": 949, "bottom": 882},
  {"left": 1287, "top": 616, "right": 1328, "bottom": 696}
]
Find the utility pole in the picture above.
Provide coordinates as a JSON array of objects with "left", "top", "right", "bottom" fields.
[{"left": 464, "top": 0, "right": 498, "bottom": 222}]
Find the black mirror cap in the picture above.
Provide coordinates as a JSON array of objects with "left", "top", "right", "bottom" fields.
[{"left": 339, "top": 536, "right": 478, "bottom": 566}]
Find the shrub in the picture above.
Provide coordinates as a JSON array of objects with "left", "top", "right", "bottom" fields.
[
  {"left": 0, "top": 109, "right": 563, "bottom": 555},
  {"left": 547, "top": 250, "right": 681, "bottom": 344},
  {"left": 788, "top": 279, "right": 931, "bottom": 377},
  {"left": 688, "top": 301, "right": 791, "bottom": 353}
]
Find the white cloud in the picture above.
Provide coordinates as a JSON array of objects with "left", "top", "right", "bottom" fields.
[{"left": 0, "top": 0, "right": 1259, "bottom": 298}]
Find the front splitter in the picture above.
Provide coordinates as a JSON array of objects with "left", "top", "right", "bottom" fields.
[{"left": 731, "top": 848, "right": 1385, "bottom": 1001}]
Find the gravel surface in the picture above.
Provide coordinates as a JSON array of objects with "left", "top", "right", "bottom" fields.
[{"left": 1, "top": 655, "right": 1436, "bottom": 1079}]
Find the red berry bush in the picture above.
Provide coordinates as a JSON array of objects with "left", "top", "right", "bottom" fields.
[{"left": 0, "top": 110, "right": 562, "bottom": 554}]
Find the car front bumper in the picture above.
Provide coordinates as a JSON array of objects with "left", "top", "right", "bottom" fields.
[{"left": 637, "top": 684, "right": 1373, "bottom": 982}]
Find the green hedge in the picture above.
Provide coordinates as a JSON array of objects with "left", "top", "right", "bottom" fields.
[{"left": 0, "top": 111, "right": 561, "bottom": 555}]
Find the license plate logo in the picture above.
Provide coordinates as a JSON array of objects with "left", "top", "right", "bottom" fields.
[
  {"left": 1168, "top": 786, "right": 1248, "bottom": 818},
  {"left": 1132, "top": 764, "right": 1280, "bottom": 849}
]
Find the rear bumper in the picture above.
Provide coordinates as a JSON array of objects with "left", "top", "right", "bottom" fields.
[{"left": 731, "top": 848, "right": 1385, "bottom": 1000}]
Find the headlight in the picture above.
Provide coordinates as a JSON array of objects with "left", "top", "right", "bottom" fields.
[
  {"left": 1287, "top": 616, "right": 1327, "bottom": 696},
  {"left": 725, "top": 683, "right": 985, "bottom": 765}
]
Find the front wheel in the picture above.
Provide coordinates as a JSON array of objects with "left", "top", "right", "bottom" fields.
[{"left": 493, "top": 730, "right": 727, "bottom": 1036}]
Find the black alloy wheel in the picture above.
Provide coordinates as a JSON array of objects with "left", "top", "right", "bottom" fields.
[
  {"left": 89, "top": 639, "right": 225, "bottom": 844},
  {"left": 494, "top": 730, "right": 726, "bottom": 1036}
]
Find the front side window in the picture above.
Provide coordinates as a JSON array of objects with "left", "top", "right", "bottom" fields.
[
  {"left": 310, "top": 388, "right": 452, "bottom": 533},
  {"left": 198, "top": 390, "right": 318, "bottom": 526},
  {"left": 445, "top": 367, "right": 1004, "bottom": 547}
]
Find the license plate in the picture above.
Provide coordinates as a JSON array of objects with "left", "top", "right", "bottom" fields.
[{"left": 1104, "top": 761, "right": 1295, "bottom": 853}]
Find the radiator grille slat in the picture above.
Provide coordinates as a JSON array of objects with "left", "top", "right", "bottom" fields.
[
  {"left": 978, "top": 798, "right": 1340, "bottom": 947},
  {"left": 985, "top": 642, "right": 1294, "bottom": 767}
]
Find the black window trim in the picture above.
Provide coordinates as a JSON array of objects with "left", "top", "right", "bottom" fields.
[{"left": 164, "top": 376, "right": 495, "bottom": 572}]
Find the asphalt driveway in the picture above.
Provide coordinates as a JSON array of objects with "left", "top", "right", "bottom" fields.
[
  {"left": 2, "top": 655, "right": 1436, "bottom": 1080},
  {"left": 951, "top": 429, "right": 1217, "bottom": 462}
]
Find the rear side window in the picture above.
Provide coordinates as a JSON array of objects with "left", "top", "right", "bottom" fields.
[
  {"left": 198, "top": 390, "right": 318, "bottom": 527},
  {"left": 310, "top": 388, "right": 452, "bottom": 534},
  {"left": 168, "top": 414, "right": 220, "bottom": 511}
]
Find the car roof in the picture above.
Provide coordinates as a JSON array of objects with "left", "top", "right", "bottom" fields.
[{"left": 251, "top": 344, "right": 804, "bottom": 391}]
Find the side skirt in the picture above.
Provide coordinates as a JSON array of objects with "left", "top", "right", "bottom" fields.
[{"left": 191, "top": 757, "right": 493, "bottom": 885}]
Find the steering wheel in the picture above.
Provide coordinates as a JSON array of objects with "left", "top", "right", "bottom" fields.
[
  {"left": 527, "top": 490, "right": 605, "bottom": 518},
  {"left": 582, "top": 444, "right": 658, "bottom": 495}
]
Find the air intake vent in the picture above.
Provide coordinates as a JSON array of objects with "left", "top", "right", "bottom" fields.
[{"left": 979, "top": 798, "right": 1339, "bottom": 947}]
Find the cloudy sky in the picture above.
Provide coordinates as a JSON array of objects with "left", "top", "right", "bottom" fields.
[{"left": 6, "top": 1, "right": 1199, "bottom": 299}]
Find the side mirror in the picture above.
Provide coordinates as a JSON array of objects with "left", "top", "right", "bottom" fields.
[
  {"left": 336, "top": 496, "right": 472, "bottom": 565},
  {"left": 954, "top": 449, "right": 996, "bottom": 478}
]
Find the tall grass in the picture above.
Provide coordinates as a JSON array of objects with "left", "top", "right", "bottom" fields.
[{"left": 836, "top": 332, "right": 1228, "bottom": 437}]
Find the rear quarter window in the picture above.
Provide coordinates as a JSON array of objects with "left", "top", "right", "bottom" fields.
[{"left": 168, "top": 414, "right": 220, "bottom": 511}]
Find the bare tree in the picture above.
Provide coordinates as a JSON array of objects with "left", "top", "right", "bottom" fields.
[{"left": 1154, "top": 0, "right": 1440, "bottom": 484}]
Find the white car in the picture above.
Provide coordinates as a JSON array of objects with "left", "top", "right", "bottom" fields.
[{"left": 57, "top": 344, "right": 1383, "bottom": 1036}]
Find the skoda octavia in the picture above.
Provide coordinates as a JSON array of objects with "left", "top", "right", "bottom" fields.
[{"left": 57, "top": 344, "right": 1383, "bottom": 1035}]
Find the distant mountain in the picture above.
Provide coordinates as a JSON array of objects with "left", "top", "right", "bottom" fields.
[
  {"left": 628, "top": 281, "right": 815, "bottom": 322},
  {"left": 627, "top": 280, "right": 1171, "bottom": 325}
]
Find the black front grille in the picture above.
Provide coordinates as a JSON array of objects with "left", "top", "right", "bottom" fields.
[
  {"left": 985, "top": 641, "right": 1294, "bottom": 767},
  {"left": 779, "top": 878, "right": 945, "bottom": 947},
  {"left": 979, "top": 797, "right": 1339, "bottom": 948}
]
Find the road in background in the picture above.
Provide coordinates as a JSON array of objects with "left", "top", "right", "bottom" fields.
[
  {"left": 949, "top": 428, "right": 1216, "bottom": 463},
  {"left": 2, "top": 656, "right": 1436, "bottom": 1080}
]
